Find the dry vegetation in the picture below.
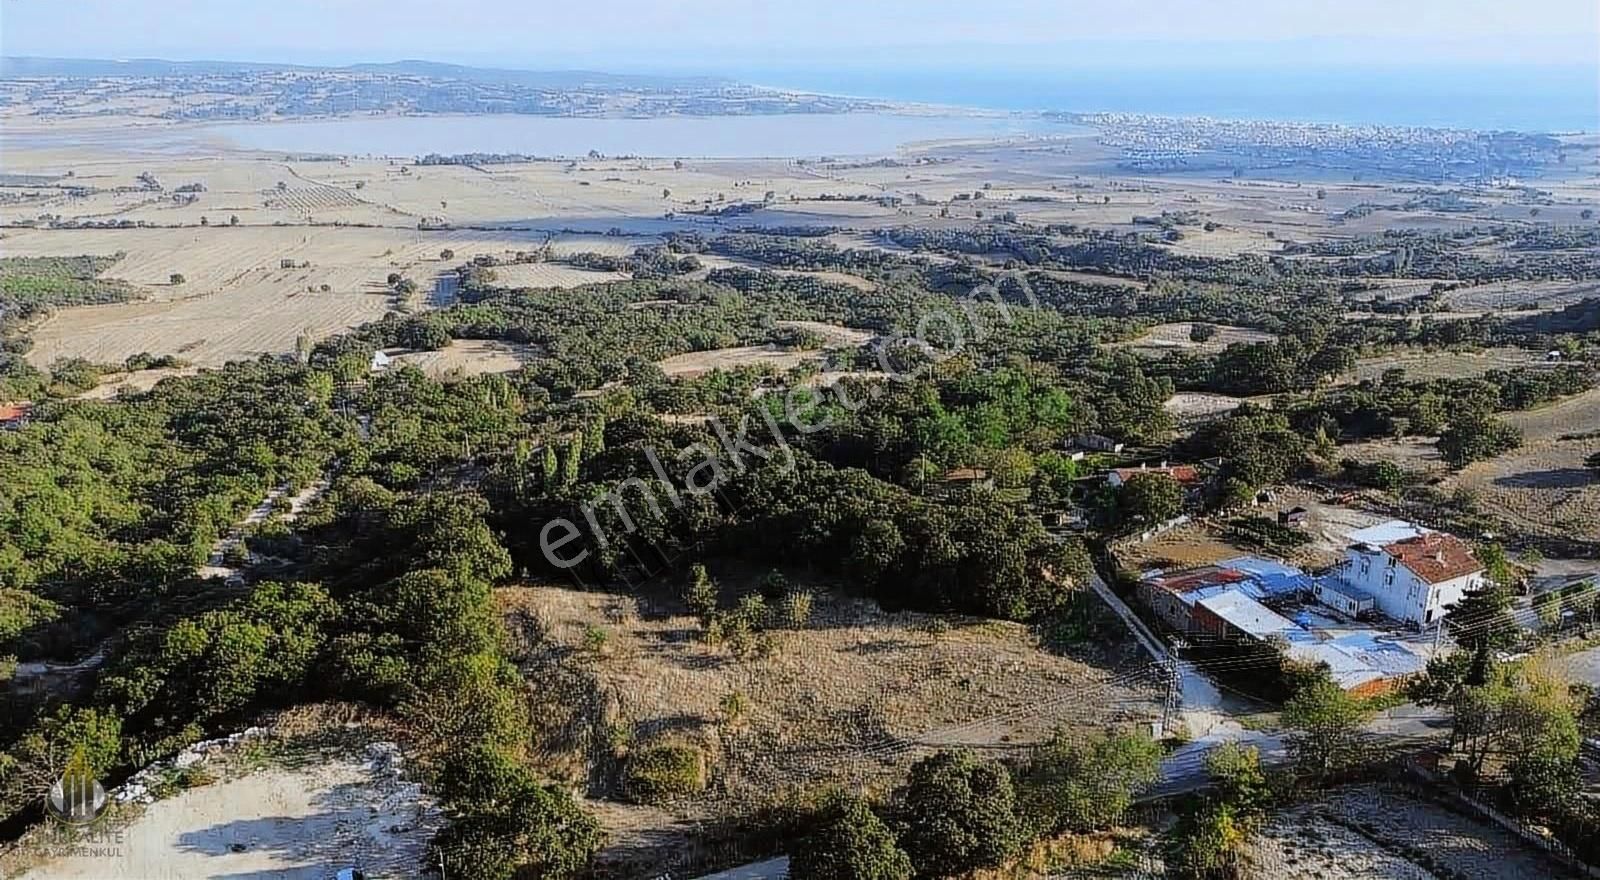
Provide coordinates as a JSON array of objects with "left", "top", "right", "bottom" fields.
[
  {"left": 391, "top": 339, "right": 534, "bottom": 378},
  {"left": 498, "top": 581, "right": 1154, "bottom": 871},
  {"left": 1342, "top": 347, "right": 1548, "bottom": 384},
  {"left": 1113, "top": 322, "right": 1278, "bottom": 357},
  {"left": 1441, "top": 389, "right": 1600, "bottom": 542},
  {"left": 656, "top": 344, "right": 822, "bottom": 377}
]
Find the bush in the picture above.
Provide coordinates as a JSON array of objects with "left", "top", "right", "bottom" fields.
[
  {"left": 791, "top": 792, "right": 913, "bottom": 880},
  {"left": 893, "top": 750, "right": 1024, "bottom": 877},
  {"left": 622, "top": 742, "right": 707, "bottom": 804},
  {"left": 778, "top": 590, "right": 815, "bottom": 629}
]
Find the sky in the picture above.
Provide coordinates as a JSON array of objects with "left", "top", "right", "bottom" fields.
[{"left": 2, "top": 0, "right": 1597, "bottom": 72}]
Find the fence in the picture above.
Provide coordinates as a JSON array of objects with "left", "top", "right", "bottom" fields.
[{"left": 1395, "top": 765, "right": 1600, "bottom": 878}]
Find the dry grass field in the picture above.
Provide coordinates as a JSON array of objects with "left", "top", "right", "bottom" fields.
[
  {"left": 1112, "top": 322, "right": 1278, "bottom": 357},
  {"left": 502, "top": 581, "right": 1155, "bottom": 804},
  {"left": 2, "top": 225, "right": 600, "bottom": 366},
  {"left": 656, "top": 344, "right": 822, "bottom": 377},
  {"left": 1441, "top": 279, "right": 1600, "bottom": 313},
  {"left": 691, "top": 253, "right": 879, "bottom": 291},
  {"left": 1165, "top": 391, "right": 1246, "bottom": 421},
  {"left": 391, "top": 339, "right": 534, "bottom": 378},
  {"left": 487, "top": 262, "right": 630, "bottom": 288},
  {"left": 1342, "top": 347, "right": 1547, "bottom": 384},
  {"left": 73, "top": 366, "right": 201, "bottom": 399},
  {"left": 1442, "top": 389, "right": 1600, "bottom": 542}
]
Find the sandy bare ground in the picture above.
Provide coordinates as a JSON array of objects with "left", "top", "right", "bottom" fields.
[
  {"left": 656, "top": 344, "right": 821, "bottom": 378},
  {"left": 391, "top": 339, "right": 534, "bottom": 378},
  {"left": 1112, "top": 322, "right": 1277, "bottom": 357},
  {"left": 12, "top": 757, "right": 439, "bottom": 879}
]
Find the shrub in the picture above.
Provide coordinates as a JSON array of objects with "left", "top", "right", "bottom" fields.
[
  {"left": 778, "top": 590, "right": 815, "bottom": 629},
  {"left": 622, "top": 742, "right": 707, "bottom": 804},
  {"left": 791, "top": 792, "right": 912, "bottom": 880},
  {"left": 893, "top": 750, "right": 1024, "bottom": 877}
]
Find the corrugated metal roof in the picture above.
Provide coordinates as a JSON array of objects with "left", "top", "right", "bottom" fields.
[
  {"left": 1196, "top": 591, "right": 1296, "bottom": 639},
  {"left": 1348, "top": 520, "right": 1432, "bottom": 546},
  {"left": 1219, "top": 556, "right": 1314, "bottom": 598}
]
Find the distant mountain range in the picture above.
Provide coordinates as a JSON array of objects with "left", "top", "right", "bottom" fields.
[{"left": 0, "top": 56, "right": 735, "bottom": 91}]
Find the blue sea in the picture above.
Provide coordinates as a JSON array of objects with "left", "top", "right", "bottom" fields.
[{"left": 734, "top": 65, "right": 1600, "bottom": 133}]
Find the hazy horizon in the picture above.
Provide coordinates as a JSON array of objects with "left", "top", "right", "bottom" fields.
[
  {"left": 3, "top": 0, "right": 1595, "bottom": 69},
  {"left": 3, "top": 0, "right": 1597, "bottom": 131}
]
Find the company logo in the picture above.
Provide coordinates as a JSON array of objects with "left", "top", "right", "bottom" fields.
[{"left": 46, "top": 751, "right": 108, "bottom": 825}]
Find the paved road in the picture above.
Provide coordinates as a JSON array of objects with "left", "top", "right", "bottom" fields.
[
  {"left": 692, "top": 857, "right": 789, "bottom": 880},
  {"left": 1146, "top": 702, "right": 1449, "bottom": 799}
]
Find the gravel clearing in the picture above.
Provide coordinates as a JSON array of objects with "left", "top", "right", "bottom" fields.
[{"left": 1246, "top": 784, "right": 1578, "bottom": 880}]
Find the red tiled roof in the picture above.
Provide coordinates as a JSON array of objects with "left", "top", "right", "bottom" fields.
[
  {"left": 942, "top": 467, "right": 990, "bottom": 482},
  {"left": 0, "top": 402, "right": 32, "bottom": 422},
  {"left": 1114, "top": 465, "right": 1201, "bottom": 485},
  {"left": 1383, "top": 533, "right": 1481, "bottom": 585},
  {"left": 1147, "top": 565, "right": 1249, "bottom": 594}
]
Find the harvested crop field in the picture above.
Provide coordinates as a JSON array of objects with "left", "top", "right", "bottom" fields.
[
  {"left": 488, "top": 262, "right": 630, "bottom": 288},
  {"left": 1247, "top": 784, "right": 1579, "bottom": 880},
  {"left": 5, "top": 225, "right": 567, "bottom": 366},
  {"left": 656, "top": 344, "right": 821, "bottom": 377},
  {"left": 1113, "top": 322, "right": 1277, "bottom": 356},
  {"left": 28, "top": 279, "right": 392, "bottom": 367}
]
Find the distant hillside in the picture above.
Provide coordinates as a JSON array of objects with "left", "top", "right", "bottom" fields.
[{"left": 0, "top": 56, "right": 734, "bottom": 91}]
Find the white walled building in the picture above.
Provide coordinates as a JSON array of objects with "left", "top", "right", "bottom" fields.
[{"left": 1337, "top": 521, "right": 1485, "bottom": 628}]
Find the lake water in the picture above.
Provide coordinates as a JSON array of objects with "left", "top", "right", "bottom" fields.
[{"left": 202, "top": 113, "right": 1075, "bottom": 159}]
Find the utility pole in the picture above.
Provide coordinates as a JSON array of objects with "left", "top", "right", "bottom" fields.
[{"left": 1161, "top": 638, "right": 1185, "bottom": 737}]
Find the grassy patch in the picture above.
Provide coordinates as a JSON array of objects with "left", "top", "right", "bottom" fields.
[{"left": 0, "top": 255, "right": 134, "bottom": 309}]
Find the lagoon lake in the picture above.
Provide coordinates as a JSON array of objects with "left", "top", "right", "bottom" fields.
[{"left": 199, "top": 112, "right": 1074, "bottom": 159}]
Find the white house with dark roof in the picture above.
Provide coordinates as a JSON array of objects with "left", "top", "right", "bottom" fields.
[{"left": 1336, "top": 521, "right": 1485, "bottom": 627}]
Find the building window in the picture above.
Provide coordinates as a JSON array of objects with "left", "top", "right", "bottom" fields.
[
  {"left": 1425, "top": 608, "right": 1434, "bottom": 623},
  {"left": 1385, "top": 570, "right": 1396, "bottom": 587}
]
